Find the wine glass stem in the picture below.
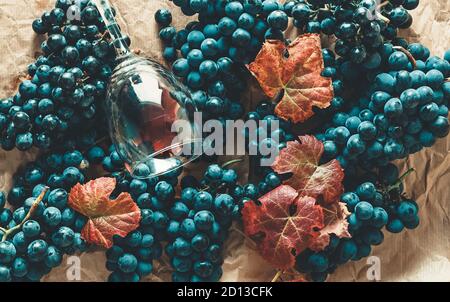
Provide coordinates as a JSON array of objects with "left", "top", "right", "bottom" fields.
[{"left": 92, "top": 0, "right": 131, "bottom": 58}]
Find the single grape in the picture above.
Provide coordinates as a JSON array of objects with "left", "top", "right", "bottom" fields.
[
  {"left": 155, "top": 9, "right": 172, "bottom": 27},
  {"left": 355, "top": 201, "right": 374, "bottom": 221}
]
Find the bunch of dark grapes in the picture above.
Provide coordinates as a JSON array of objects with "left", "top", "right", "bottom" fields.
[
  {"left": 284, "top": 0, "right": 420, "bottom": 68},
  {"left": 105, "top": 176, "right": 167, "bottom": 282},
  {"left": 317, "top": 42, "right": 450, "bottom": 176},
  {"left": 0, "top": 0, "right": 119, "bottom": 152},
  {"left": 0, "top": 145, "right": 91, "bottom": 282},
  {"left": 296, "top": 43, "right": 448, "bottom": 281},
  {"left": 0, "top": 0, "right": 131, "bottom": 281},
  {"left": 164, "top": 163, "right": 251, "bottom": 282},
  {"left": 295, "top": 163, "right": 419, "bottom": 282}
]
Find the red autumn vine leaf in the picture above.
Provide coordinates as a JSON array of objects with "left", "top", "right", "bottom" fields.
[
  {"left": 68, "top": 177, "right": 141, "bottom": 249},
  {"left": 272, "top": 135, "right": 344, "bottom": 204},
  {"left": 247, "top": 34, "right": 334, "bottom": 123},
  {"left": 307, "top": 202, "right": 351, "bottom": 252},
  {"left": 242, "top": 185, "right": 324, "bottom": 270}
]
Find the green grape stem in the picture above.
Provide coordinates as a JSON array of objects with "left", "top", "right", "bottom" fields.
[
  {"left": 221, "top": 158, "right": 244, "bottom": 169},
  {"left": 271, "top": 270, "right": 283, "bottom": 282},
  {"left": 0, "top": 187, "right": 49, "bottom": 242},
  {"left": 199, "top": 159, "right": 245, "bottom": 192},
  {"left": 393, "top": 46, "right": 417, "bottom": 69},
  {"left": 95, "top": 30, "right": 110, "bottom": 43},
  {"left": 387, "top": 167, "right": 415, "bottom": 192},
  {"left": 376, "top": 12, "right": 390, "bottom": 24},
  {"left": 80, "top": 76, "right": 91, "bottom": 83}
]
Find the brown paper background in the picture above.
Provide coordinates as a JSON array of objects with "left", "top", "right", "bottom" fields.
[{"left": 0, "top": 0, "right": 448, "bottom": 282}]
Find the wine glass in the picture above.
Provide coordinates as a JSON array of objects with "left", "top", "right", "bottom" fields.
[{"left": 93, "top": 0, "right": 202, "bottom": 178}]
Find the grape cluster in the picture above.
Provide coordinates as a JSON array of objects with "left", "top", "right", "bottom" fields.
[
  {"left": 0, "top": 0, "right": 118, "bottom": 152},
  {"left": 304, "top": 41, "right": 448, "bottom": 280},
  {"left": 295, "top": 163, "right": 419, "bottom": 282},
  {"left": 317, "top": 42, "right": 450, "bottom": 176},
  {"left": 0, "top": 0, "right": 133, "bottom": 281},
  {"left": 0, "top": 147, "right": 90, "bottom": 282},
  {"left": 295, "top": 27, "right": 448, "bottom": 281},
  {"left": 156, "top": 1, "right": 290, "bottom": 120},
  {"left": 164, "top": 163, "right": 251, "bottom": 282},
  {"left": 104, "top": 160, "right": 250, "bottom": 282},
  {"left": 1, "top": 134, "right": 166, "bottom": 282},
  {"left": 285, "top": 0, "right": 420, "bottom": 67}
]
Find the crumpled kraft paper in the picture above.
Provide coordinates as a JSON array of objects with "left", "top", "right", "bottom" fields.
[{"left": 0, "top": 0, "right": 448, "bottom": 282}]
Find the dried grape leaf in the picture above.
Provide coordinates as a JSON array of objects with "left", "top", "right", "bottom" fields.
[
  {"left": 248, "top": 34, "right": 334, "bottom": 123},
  {"left": 308, "top": 202, "right": 351, "bottom": 252},
  {"left": 242, "top": 185, "right": 324, "bottom": 269},
  {"left": 272, "top": 135, "right": 344, "bottom": 204},
  {"left": 68, "top": 177, "right": 141, "bottom": 249}
]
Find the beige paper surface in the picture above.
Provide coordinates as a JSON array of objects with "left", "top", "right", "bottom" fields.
[{"left": 0, "top": 0, "right": 448, "bottom": 282}]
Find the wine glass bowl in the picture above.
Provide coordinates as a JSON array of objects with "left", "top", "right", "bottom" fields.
[{"left": 107, "top": 55, "right": 200, "bottom": 178}]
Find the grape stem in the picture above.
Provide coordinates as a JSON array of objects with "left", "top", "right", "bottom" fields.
[
  {"left": 387, "top": 168, "right": 415, "bottom": 192},
  {"left": 80, "top": 76, "right": 91, "bottom": 83},
  {"left": 377, "top": 1, "right": 390, "bottom": 10},
  {"left": 376, "top": 12, "right": 390, "bottom": 24},
  {"left": 96, "top": 30, "right": 110, "bottom": 43},
  {"left": 0, "top": 187, "right": 49, "bottom": 242},
  {"left": 393, "top": 46, "right": 417, "bottom": 69},
  {"left": 271, "top": 270, "right": 283, "bottom": 282},
  {"left": 270, "top": 269, "right": 309, "bottom": 282},
  {"left": 445, "top": 77, "right": 450, "bottom": 82},
  {"left": 221, "top": 158, "right": 244, "bottom": 169}
]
